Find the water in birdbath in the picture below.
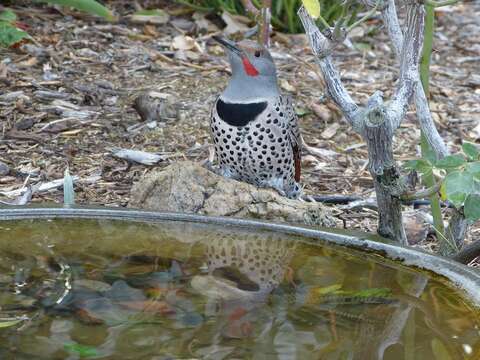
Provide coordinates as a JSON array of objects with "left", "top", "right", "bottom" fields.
[{"left": 0, "top": 218, "right": 478, "bottom": 359}]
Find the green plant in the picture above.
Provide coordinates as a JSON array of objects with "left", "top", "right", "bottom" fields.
[
  {"left": 0, "top": 9, "right": 29, "bottom": 47},
  {"left": 419, "top": 3, "right": 445, "bottom": 241},
  {"left": 0, "top": 0, "right": 114, "bottom": 47},
  {"left": 37, "top": 0, "right": 115, "bottom": 21},
  {"left": 177, "top": 0, "right": 346, "bottom": 33},
  {"left": 405, "top": 142, "right": 480, "bottom": 223}
]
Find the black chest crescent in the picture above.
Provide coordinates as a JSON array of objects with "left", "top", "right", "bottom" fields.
[{"left": 216, "top": 99, "right": 268, "bottom": 127}]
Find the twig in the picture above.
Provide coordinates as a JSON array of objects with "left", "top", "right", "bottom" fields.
[
  {"left": 347, "top": 0, "right": 381, "bottom": 33},
  {"left": 111, "top": 148, "right": 166, "bottom": 165},
  {"left": 298, "top": 6, "right": 362, "bottom": 131},
  {"left": 0, "top": 175, "right": 101, "bottom": 198},
  {"left": 240, "top": 0, "right": 259, "bottom": 16},
  {"left": 400, "top": 182, "right": 441, "bottom": 201}
]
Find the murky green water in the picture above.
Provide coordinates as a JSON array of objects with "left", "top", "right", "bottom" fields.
[{"left": 0, "top": 218, "right": 478, "bottom": 359}]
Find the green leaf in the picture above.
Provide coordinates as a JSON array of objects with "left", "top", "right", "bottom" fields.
[
  {"left": 431, "top": 338, "right": 452, "bottom": 360},
  {"left": 462, "top": 142, "right": 480, "bottom": 161},
  {"left": 465, "top": 162, "right": 480, "bottom": 180},
  {"left": 447, "top": 192, "right": 467, "bottom": 208},
  {"left": 464, "top": 194, "right": 480, "bottom": 223},
  {"left": 301, "top": 0, "right": 321, "bottom": 19},
  {"left": 421, "top": 140, "right": 438, "bottom": 165},
  {"left": 0, "top": 22, "right": 29, "bottom": 47},
  {"left": 439, "top": 181, "right": 447, "bottom": 201},
  {"left": 404, "top": 159, "right": 433, "bottom": 174},
  {"left": 295, "top": 107, "right": 310, "bottom": 117},
  {"left": 435, "top": 154, "right": 466, "bottom": 170},
  {"left": 0, "top": 9, "right": 17, "bottom": 22},
  {"left": 443, "top": 171, "right": 474, "bottom": 207},
  {"left": 64, "top": 343, "right": 98, "bottom": 358},
  {"left": 0, "top": 319, "right": 22, "bottom": 328},
  {"left": 38, "top": 0, "right": 116, "bottom": 21}
]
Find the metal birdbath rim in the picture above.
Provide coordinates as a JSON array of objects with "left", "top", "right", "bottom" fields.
[{"left": 0, "top": 205, "right": 479, "bottom": 306}]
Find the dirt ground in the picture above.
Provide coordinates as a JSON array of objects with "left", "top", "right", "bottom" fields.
[{"left": 0, "top": 2, "right": 479, "bottom": 248}]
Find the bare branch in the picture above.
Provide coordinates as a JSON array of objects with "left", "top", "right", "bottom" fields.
[
  {"left": 240, "top": 0, "right": 259, "bottom": 16},
  {"left": 259, "top": 7, "right": 271, "bottom": 47},
  {"left": 298, "top": 6, "right": 362, "bottom": 131},
  {"left": 347, "top": 0, "right": 381, "bottom": 33},
  {"left": 381, "top": 0, "right": 404, "bottom": 61},
  {"left": 387, "top": 3, "right": 425, "bottom": 130},
  {"left": 400, "top": 181, "right": 441, "bottom": 201},
  {"left": 382, "top": 0, "right": 448, "bottom": 158},
  {"left": 415, "top": 86, "right": 449, "bottom": 157}
]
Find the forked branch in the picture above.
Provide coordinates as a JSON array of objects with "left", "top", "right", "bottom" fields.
[
  {"left": 298, "top": 7, "right": 362, "bottom": 131},
  {"left": 298, "top": 1, "right": 426, "bottom": 244}
]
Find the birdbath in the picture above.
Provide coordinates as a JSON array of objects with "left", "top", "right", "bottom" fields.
[{"left": 0, "top": 206, "right": 478, "bottom": 359}]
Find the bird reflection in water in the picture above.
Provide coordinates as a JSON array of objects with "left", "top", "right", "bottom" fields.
[{"left": 191, "top": 234, "right": 296, "bottom": 339}]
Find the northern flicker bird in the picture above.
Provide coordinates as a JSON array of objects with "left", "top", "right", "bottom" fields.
[{"left": 210, "top": 36, "right": 302, "bottom": 199}]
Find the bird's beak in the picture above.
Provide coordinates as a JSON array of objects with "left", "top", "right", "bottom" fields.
[{"left": 212, "top": 36, "right": 243, "bottom": 57}]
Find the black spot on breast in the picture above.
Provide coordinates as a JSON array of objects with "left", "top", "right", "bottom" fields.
[{"left": 216, "top": 99, "right": 267, "bottom": 127}]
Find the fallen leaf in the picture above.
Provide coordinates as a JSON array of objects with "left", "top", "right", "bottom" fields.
[
  {"left": 172, "top": 35, "right": 196, "bottom": 51},
  {"left": 470, "top": 122, "right": 480, "bottom": 139},
  {"left": 143, "top": 24, "right": 159, "bottom": 37},
  {"left": 221, "top": 11, "right": 249, "bottom": 35},
  {"left": 17, "top": 56, "right": 37, "bottom": 67},
  {"left": 321, "top": 123, "right": 339, "bottom": 139},
  {"left": 280, "top": 79, "right": 296, "bottom": 92},
  {"left": 310, "top": 103, "right": 332, "bottom": 122}
]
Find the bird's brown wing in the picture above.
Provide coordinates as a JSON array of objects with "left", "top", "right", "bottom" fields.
[{"left": 283, "top": 96, "right": 301, "bottom": 182}]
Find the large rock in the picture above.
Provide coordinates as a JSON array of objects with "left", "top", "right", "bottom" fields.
[{"left": 129, "top": 161, "right": 336, "bottom": 227}]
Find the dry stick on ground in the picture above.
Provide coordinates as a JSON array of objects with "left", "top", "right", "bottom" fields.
[{"left": 298, "top": 2, "right": 426, "bottom": 245}]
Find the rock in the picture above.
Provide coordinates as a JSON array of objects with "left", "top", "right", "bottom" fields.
[
  {"left": 132, "top": 92, "right": 178, "bottom": 123},
  {"left": 129, "top": 161, "right": 336, "bottom": 227}
]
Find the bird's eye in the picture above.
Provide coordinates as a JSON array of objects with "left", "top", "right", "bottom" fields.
[{"left": 254, "top": 51, "right": 261, "bottom": 57}]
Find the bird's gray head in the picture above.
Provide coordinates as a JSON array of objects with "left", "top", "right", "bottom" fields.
[{"left": 213, "top": 36, "right": 279, "bottom": 102}]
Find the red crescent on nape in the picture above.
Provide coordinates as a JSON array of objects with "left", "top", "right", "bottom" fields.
[{"left": 241, "top": 57, "right": 259, "bottom": 77}]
